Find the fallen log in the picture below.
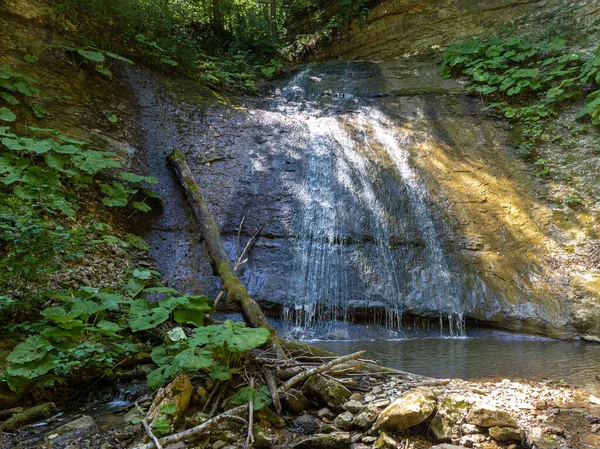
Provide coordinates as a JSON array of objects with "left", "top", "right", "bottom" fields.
[
  {"left": 168, "top": 151, "right": 284, "bottom": 357},
  {"left": 280, "top": 350, "right": 366, "bottom": 392},
  {"left": 131, "top": 404, "right": 249, "bottom": 449}
]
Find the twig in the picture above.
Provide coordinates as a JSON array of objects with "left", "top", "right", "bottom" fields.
[
  {"left": 235, "top": 216, "right": 246, "bottom": 262},
  {"left": 131, "top": 405, "right": 249, "bottom": 449},
  {"left": 234, "top": 224, "right": 264, "bottom": 271},
  {"left": 202, "top": 382, "right": 221, "bottom": 414},
  {"left": 262, "top": 367, "right": 282, "bottom": 414},
  {"left": 214, "top": 221, "right": 264, "bottom": 307},
  {"left": 136, "top": 402, "right": 163, "bottom": 449},
  {"left": 280, "top": 351, "right": 366, "bottom": 392},
  {"left": 245, "top": 379, "right": 254, "bottom": 449},
  {"left": 210, "top": 387, "right": 224, "bottom": 417}
]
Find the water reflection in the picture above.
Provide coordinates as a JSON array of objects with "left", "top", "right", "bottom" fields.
[{"left": 311, "top": 329, "right": 600, "bottom": 393}]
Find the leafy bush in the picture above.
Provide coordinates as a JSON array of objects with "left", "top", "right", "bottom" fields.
[
  {"left": 3, "top": 269, "right": 216, "bottom": 391},
  {"left": 442, "top": 37, "right": 600, "bottom": 142},
  {"left": 147, "top": 320, "right": 270, "bottom": 389}
]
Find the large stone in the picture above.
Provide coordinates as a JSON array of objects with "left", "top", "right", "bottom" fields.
[
  {"left": 282, "top": 388, "right": 312, "bottom": 414},
  {"left": 292, "top": 414, "right": 321, "bottom": 434},
  {"left": 292, "top": 432, "right": 351, "bottom": 449},
  {"left": 466, "top": 403, "right": 516, "bottom": 428},
  {"left": 1, "top": 402, "right": 57, "bottom": 432},
  {"left": 147, "top": 373, "right": 193, "bottom": 432},
  {"left": 343, "top": 400, "right": 363, "bottom": 413},
  {"left": 429, "top": 394, "right": 471, "bottom": 441},
  {"left": 489, "top": 426, "right": 524, "bottom": 442},
  {"left": 373, "top": 388, "right": 437, "bottom": 433},
  {"left": 333, "top": 411, "right": 354, "bottom": 431},
  {"left": 303, "top": 375, "right": 352, "bottom": 411},
  {"left": 47, "top": 415, "right": 97, "bottom": 443},
  {"left": 352, "top": 404, "right": 379, "bottom": 429}
]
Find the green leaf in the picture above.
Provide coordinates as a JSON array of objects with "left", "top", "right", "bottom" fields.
[
  {"left": 132, "top": 201, "right": 151, "bottom": 212},
  {"left": 151, "top": 417, "right": 170, "bottom": 437},
  {"left": 0, "top": 107, "right": 16, "bottom": 122},
  {"left": 150, "top": 346, "right": 173, "bottom": 365},
  {"left": 105, "top": 52, "right": 134, "bottom": 64},
  {"left": 231, "top": 385, "right": 271, "bottom": 410},
  {"left": 89, "top": 320, "right": 123, "bottom": 337},
  {"left": 73, "top": 150, "right": 120, "bottom": 174},
  {"left": 95, "top": 66, "right": 112, "bottom": 77},
  {"left": 160, "top": 402, "right": 177, "bottom": 415},
  {"left": 24, "top": 54, "right": 38, "bottom": 63},
  {"left": 41, "top": 307, "right": 82, "bottom": 324},
  {"left": 78, "top": 49, "right": 105, "bottom": 63},
  {"left": 160, "top": 58, "right": 178, "bottom": 67},
  {"left": 209, "top": 364, "right": 234, "bottom": 381},
  {"left": 13, "top": 81, "right": 39, "bottom": 96},
  {"left": 70, "top": 300, "right": 103, "bottom": 318},
  {"left": 173, "top": 296, "right": 213, "bottom": 327},
  {"left": 133, "top": 268, "right": 153, "bottom": 280},
  {"left": 7, "top": 353, "right": 59, "bottom": 379},
  {"left": 174, "top": 348, "right": 213, "bottom": 371},
  {"left": 107, "top": 113, "right": 118, "bottom": 123},
  {"left": 101, "top": 182, "right": 129, "bottom": 207},
  {"left": 119, "top": 171, "right": 158, "bottom": 185},
  {"left": 7, "top": 335, "right": 51, "bottom": 363},
  {"left": 127, "top": 277, "right": 147, "bottom": 297},
  {"left": 1, "top": 93, "right": 19, "bottom": 105},
  {"left": 40, "top": 325, "right": 84, "bottom": 339}
]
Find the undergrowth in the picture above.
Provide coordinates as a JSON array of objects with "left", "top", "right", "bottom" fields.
[
  {"left": 0, "top": 62, "right": 271, "bottom": 399},
  {"left": 441, "top": 36, "right": 600, "bottom": 171}
]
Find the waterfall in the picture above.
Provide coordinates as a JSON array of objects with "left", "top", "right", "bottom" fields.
[{"left": 273, "top": 63, "right": 465, "bottom": 338}]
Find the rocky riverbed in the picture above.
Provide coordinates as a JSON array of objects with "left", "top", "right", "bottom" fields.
[{"left": 3, "top": 362, "right": 600, "bottom": 449}]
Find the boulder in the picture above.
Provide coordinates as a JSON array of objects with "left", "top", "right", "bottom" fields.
[
  {"left": 489, "top": 426, "right": 524, "bottom": 442},
  {"left": 147, "top": 373, "right": 192, "bottom": 432},
  {"left": 303, "top": 375, "right": 351, "bottom": 410},
  {"left": 373, "top": 387, "right": 437, "bottom": 433},
  {"left": 47, "top": 415, "right": 97, "bottom": 443},
  {"left": 352, "top": 404, "right": 379, "bottom": 429},
  {"left": 466, "top": 403, "right": 516, "bottom": 428},
  {"left": 282, "top": 388, "right": 312, "bottom": 414},
  {"left": 333, "top": 411, "right": 354, "bottom": 431},
  {"left": 1, "top": 402, "right": 57, "bottom": 432},
  {"left": 292, "top": 414, "right": 321, "bottom": 434},
  {"left": 429, "top": 394, "right": 471, "bottom": 441},
  {"left": 292, "top": 431, "right": 351, "bottom": 449}
]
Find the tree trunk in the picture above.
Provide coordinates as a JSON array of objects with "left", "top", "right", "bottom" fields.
[{"left": 167, "top": 151, "right": 284, "bottom": 357}]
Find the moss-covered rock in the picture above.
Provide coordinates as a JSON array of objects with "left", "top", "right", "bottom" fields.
[
  {"left": 429, "top": 393, "right": 471, "bottom": 441},
  {"left": 303, "top": 375, "right": 351, "bottom": 411},
  {"left": 1, "top": 402, "right": 57, "bottom": 431},
  {"left": 489, "top": 426, "right": 524, "bottom": 441},
  {"left": 467, "top": 403, "right": 516, "bottom": 428},
  {"left": 47, "top": 415, "right": 97, "bottom": 443},
  {"left": 291, "top": 431, "right": 351, "bottom": 449},
  {"left": 374, "top": 387, "right": 437, "bottom": 433}
]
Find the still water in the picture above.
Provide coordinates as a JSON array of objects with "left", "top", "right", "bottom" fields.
[{"left": 310, "top": 328, "right": 600, "bottom": 393}]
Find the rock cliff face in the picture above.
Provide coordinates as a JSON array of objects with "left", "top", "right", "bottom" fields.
[
  {"left": 320, "top": 0, "right": 600, "bottom": 61},
  {"left": 129, "top": 0, "right": 600, "bottom": 340}
]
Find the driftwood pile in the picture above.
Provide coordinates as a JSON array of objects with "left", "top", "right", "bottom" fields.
[{"left": 128, "top": 152, "right": 391, "bottom": 449}]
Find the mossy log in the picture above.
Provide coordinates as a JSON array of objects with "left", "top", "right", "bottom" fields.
[{"left": 167, "top": 151, "right": 283, "bottom": 356}]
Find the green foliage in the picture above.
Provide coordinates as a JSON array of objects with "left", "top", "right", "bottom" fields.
[
  {"left": 231, "top": 384, "right": 271, "bottom": 410},
  {"left": 60, "top": 45, "right": 134, "bottom": 78},
  {"left": 0, "top": 67, "right": 162, "bottom": 280},
  {"left": 442, "top": 36, "right": 600, "bottom": 173},
  {"left": 147, "top": 320, "right": 270, "bottom": 389},
  {"left": 3, "top": 270, "right": 215, "bottom": 391}
]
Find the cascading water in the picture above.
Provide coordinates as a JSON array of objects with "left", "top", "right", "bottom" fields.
[{"left": 273, "top": 63, "right": 465, "bottom": 338}]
